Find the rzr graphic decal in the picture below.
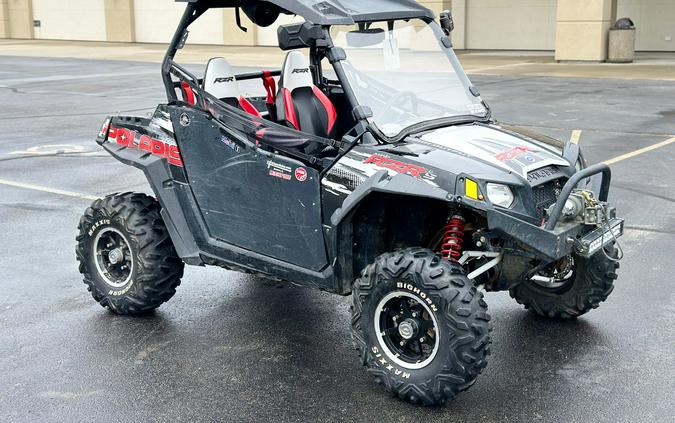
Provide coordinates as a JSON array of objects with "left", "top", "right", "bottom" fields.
[
  {"left": 496, "top": 146, "right": 530, "bottom": 162},
  {"left": 363, "top": 154, "right": 437, "bottom": 181},
  {"left": 322, "top": 150, "right": 441, "bottom": 197},
  {"left": 109, "top": 125, "right": 183, "bottom": 167}
]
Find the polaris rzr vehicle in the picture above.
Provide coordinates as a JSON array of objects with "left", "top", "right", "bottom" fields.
[{"left": 76, "top": 0, "right": 624, "bottom": 406}]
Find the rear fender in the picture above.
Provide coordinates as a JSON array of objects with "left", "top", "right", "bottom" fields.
[
  {"left": 95, "top": 107, "right": 201, "bottom": 264},
  {"left": 97, "top": 106, "right": 187, "bottom": 182}
]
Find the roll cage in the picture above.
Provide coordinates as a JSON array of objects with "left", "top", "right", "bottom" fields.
[
  {"left": 163, "top": 0, "right": 434, "bottom": 101},
  {"left": 162, "top": 1, "right": 445, "bottom": 162}
]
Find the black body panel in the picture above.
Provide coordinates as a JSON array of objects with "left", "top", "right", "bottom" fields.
[
  {"left": 170, "top": 107, "right": 328, "bottom": 271},
  {"left": 99, "top": 106, "right": 334, "bottom": 290},
  {"left": 99, "top": 104, "right": 617, "bottom": 295}
]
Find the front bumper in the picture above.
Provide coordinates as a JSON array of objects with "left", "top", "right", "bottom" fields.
[{"left": 487, "top": 164, "right": 623, "bottom": 261}]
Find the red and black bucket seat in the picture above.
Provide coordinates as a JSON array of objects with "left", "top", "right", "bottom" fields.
[{"left": 275, "top": 51, "right": 337, "bottom": 139}]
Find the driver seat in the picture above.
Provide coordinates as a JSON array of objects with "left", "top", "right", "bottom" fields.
[
  {"left": 203, "top": 57, "right": 261, "bottom": 118},
  {"left": 276, "top": 51, "right": 337, "bottom": 139}
]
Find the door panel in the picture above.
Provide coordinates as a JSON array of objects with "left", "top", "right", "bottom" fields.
[{"left": 171, "top": 108, "right": 328, "bottom": 271}]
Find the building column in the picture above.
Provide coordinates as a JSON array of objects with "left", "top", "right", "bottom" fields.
[
  {"left": 555, "top": 0, "right": 617, "bottom": 61},
  {"left": 0, "top": 0, "right": 9, "bottom": 38},
  {"left": 448, "top": 0, "right": 466, "bottom": 49},
  {"left": 418, "top": 0, "right": 452, "bottom": 17},
  {"left": 104, "top": 0, "right": 135, "bottom": 42},
  {"left": 4, "top": 0, "right": 33, "bottom": 39}
]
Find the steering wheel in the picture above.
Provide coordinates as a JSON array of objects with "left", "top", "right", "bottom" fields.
[{"left": 377, "top": 90, "right": 419, "bottom": 117}]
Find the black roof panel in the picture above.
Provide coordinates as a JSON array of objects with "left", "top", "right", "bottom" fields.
[{"left": 178, "top": 0, "right": 434, "bottom": 24}]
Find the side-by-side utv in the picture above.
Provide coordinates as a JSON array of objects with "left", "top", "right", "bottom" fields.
[{"left": 76, "top": 0, "right": 624, "bottom": 405}]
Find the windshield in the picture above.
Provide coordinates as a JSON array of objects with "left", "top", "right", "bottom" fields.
[{"left": 331, "top": 19, "right": 487, "bottom": 139}]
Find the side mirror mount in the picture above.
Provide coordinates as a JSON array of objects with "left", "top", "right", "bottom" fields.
[{"left": 439, "top": 10, "right": 454, "bottom": 35}]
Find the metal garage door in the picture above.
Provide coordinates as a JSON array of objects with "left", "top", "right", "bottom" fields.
[
  {"left": 617, "top": 0, "right": 675, "bottom": 51},
  {"left": 134, "top": 0, "right": 223, "bottom": 45},
  {"left": 32, "top": 0, "right": 106, "bottom": 41}
]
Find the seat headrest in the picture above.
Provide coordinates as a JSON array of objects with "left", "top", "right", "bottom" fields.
[
  {"left": 203, "top": 57, "right": 240, "bottom": 100},
  {"left": 280, "top": 51, "right": 312, "bottom": 92}
]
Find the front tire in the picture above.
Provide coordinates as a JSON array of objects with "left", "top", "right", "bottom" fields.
[
  {"left": 76, "top": 192, "right": 184, "bottom": 315},
  {"left": 351, "top": 248, "right": 491, "bottom": 406},
  {"left": 509, "top": 248, "right": 619, "bottom": 319}
]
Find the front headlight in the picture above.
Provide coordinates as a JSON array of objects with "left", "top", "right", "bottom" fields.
[{"left": 486, "top": 183, "right": 514, "bottom": 208}]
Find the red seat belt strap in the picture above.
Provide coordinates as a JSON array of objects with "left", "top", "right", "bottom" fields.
[{"left": 262, "top": 70, "right": 276, "bottom": 105}]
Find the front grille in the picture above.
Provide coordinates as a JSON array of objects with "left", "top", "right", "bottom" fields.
[{"left": 532, "top": 178, "right": 565, "bottom": 219}]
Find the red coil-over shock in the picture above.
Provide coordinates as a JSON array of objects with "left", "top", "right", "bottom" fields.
[{"left": 440, "top": 215, "right": 466, "bottom": 261}]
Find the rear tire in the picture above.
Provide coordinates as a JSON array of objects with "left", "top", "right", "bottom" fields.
[
  {"left": 351, "top": 248, "right": 491, "bottom": 406},
  {"left": 76, "top": 192, "right": 184, "bottom": 315},
  {"left": 509, "top": 247, "right": 619, "bottom": 319}
]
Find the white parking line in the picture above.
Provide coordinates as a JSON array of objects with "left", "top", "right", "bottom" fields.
[
  {"left": 0, "top": 178, "right": 98, "bottom": 201},
  {"left": 0, "top": 70, "right": 156, "bottom": 86},
  {"left": 569, "top": 129, "right": 582, "bottom": 145},
  {"left": 466, "top": 62, "right": 532, "bottom": 74},
  {"left": 603, "top": 136, "right": 675, "bottom": 166}
]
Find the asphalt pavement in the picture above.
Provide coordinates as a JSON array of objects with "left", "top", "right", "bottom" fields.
[{"left": 0, "top": 55, "right": 674, "bottom": 422}]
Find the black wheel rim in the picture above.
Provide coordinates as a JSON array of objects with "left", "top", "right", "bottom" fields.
[
  {"left": 92, "top": 227, "right": 133, "bottom": 288},
  {"left": 531, "top": 255, "right": 576, "bottom": 290},
  {"left": 374, "top": 291, "right": 439, "bottom": 369}
]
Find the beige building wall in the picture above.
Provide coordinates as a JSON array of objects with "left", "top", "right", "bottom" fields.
[
  {"left": 464, "top": 0, "right": 557, "bottom": 50},
  {"left": 6, "top": 0, "right": 33, "bottom": 39},
  {"left": 617, "top": 0, "right": 675, "bottom": 51},
  {"left": 134, "top": 0, "right": 223, "bottom": 44},
  {"left": 32, "top": 0, "right": 106, "bottom": 41},
  {"left": 1, "top": 0, "right": 673, "bottom": 53},
  {"left": 222, "top": 8, "right": 256, "bottom": 46}
]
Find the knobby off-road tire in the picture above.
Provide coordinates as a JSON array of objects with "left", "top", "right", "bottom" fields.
[
  {"left": 509, "top": 247, "right": 619, "bottom": 319},
  {"left": 351, "top": 248, "right": 491, "bottom": 406},
  {"left": 76, "top": 192, "right": 184, "bottom": 315}
]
